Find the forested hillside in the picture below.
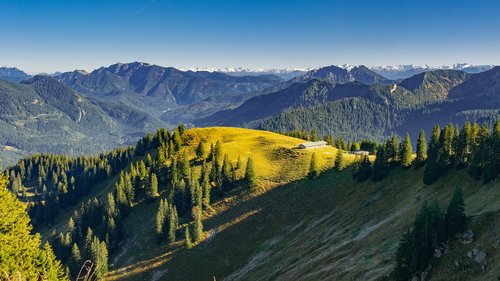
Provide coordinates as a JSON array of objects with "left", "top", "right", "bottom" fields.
[
  {"left": 55, "top": 62, "right": 283, "bottom": 124},
  {"left": 4, "top": 120, "right": 499, "bottom": 280},
  {"left": 0, "top": 76, "right": 168, "bottom": 165},
  {"left": 200, "top": 67, "right": 500, "bottom": 143}
]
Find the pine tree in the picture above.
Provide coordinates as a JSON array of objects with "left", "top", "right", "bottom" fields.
[
  {"left": 414, "top": 130, "right": 427, "bottom": 168},
  {"left": 423, "top": 125, "right": 442, "bottom": 185},
  {"left": 244, "top": 157, "right": 258, "bottom": 189},
  {"left": 168, "top": 205, "right": 178, "bottom": 243},
  {"left": 155, "top": 199, "right": 166, "bottom": 243},
  {"left": 195, "top": 141, "right": 206, "bottom": 160},
  {"left": 221, "top": 154, "right": 232, "bottom": 191},
  {"left": 192, "top": 206, "right": 204, "bottom": 242},
  {"left": 172, "top": 128, "right": 182, "bottom": 152},
  {"left": 484, "top": 120, "right": 500, "bottom": 182},
  {"left": 455, "top": 122, "right": 472, "bottom": 167},
  {"left": 400, "top": 133, "right": 413, "bottom": 168},
  {"left": 372, "top": 145, "right": 389, "bottom": 181},
  {"left": 353, "top": 156, "right": 371, "bottom": 182},
  {"left": 310, "top": 129, "right": 318, "bottom": 141},
  {"left": 84, "top": 227, "right": 93, "bottom": 260},
  {"left": 387, "top": 134, "right": 400, "bottom": 163},
  {"left": 0, "top": 174, "right": 68, "bottom": 280},
  {"left": 445, "top": 186, "right": 467, "bottom": 237},
  {"left": 201, "top": 166, "right": 211, "bottom": 209},
  {"left": 68, "top": 243, "right": 82, "bottom": 277},
  {"left": 308, "top": 153, "right": 320, "bottom": 179},
  {"left": 146, "top": 173, "right": 159, "bottom": 200},
  {"left": 334, "top": 151, "right": 345, "bottom": 172},
  {"left": 184, "top": 226, "right": 193, "bottom": 249},
  {"left": 90, "top": 237, "right": 108, "bottom": 279}
]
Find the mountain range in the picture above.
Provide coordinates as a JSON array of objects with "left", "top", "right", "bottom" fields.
[
  {"left": 199, "top": 66, "right": 499, "bottom": 141},
  {"left": 0, "top": 62, "right": 498, "bottom": 164}
]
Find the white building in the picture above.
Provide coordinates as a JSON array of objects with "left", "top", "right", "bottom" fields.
[{"left": 298, "top": 141, "right": 327, "bottom": 149}]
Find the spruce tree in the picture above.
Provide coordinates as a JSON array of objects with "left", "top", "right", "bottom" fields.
[
  {"left": 90, "top": 237, "right": 108, "bottom": 279},
  {"left": 423, "top": 125, "right": 441, "bottom": 185},
  {"left": 334, "top": 151, "right": 345, "bottom": 172},
  {"left": 68, "top": 243, "right": 82, "bottom": 277},
  {"left": 192, "top": 206, "right": 204, "bottom": 243},
  {"left": 168, "top": 205, "right": 178, "bottom": 243},
  {"left": 0, "top": 174, "right": 67, "bottom": 280},
  {"left": 353, "top": 156, "right": 371, "bottom": 182},
  {"left": 308, "top": 153, "right": 320, "bottom": 179},
  {"left": 445, "top": 186, "right": 467, "bottom": 237},
  {"left": 372, "top": 145, "right": 389, "bottom": 181},
  {"left": 201, "top": 167, "right": 211, "bottom": 209},
  {"left": 415, "top": 130, "right": 427, "bottom": 168},
  {"left": 184, "top": 226, "right": 193, "bottom": 249},
  {"left": 455, "top": 122, "right": 471, "bottom": 167},
  {"left": 155, "top": 199, "right": 166, "bottom": 243},
  {"left": 195, "top": 141, "right": 206, "bottom": 160},
  {"left": 147, "top": 173, "right": 159, "bottom": 200},
  {"left": 221, "top": 154, "right": 232, "bottom": 191},
  {"left": 400, "top": 133, "right": 413, "bottom": 168},
  {"left": 244, "top": 157, "right": 258, "bottom": 189}
]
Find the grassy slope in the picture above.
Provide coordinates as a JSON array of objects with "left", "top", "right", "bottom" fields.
[
  {"left": 33, "top": 127, "right": 498, "bottom": 280},
  {"left": 99, "top": 127, "right": 499, "bottom": 281}
]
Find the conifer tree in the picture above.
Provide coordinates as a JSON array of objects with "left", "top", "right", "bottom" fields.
[
  {"left": 353, "top": 155, "right": 371, "bottom": 182},
  {"left": 90, "top": 236, "right": 108, "bottom": 279},
  {"left": 84, "top": 227, "right": 93, "bottom": 260},
  {"left": 310, "top": 129, "right": 318, "bottom": 141},
  {"left": 221, "top": 154, "right": 232, "bottom": 191},
  {"left": 172, "top": 128, "right": 182, "bottom": 152},
  {"left": 400, "top": 133, "right": 413, "bottom": 168},
  {"left": 308, "top": 153, "right": 320, "bottom": 179},
  {"left": 387, "top": 134, "right": 400, "bottom": 163},
  {"left": 168, "top": 205, "right": 178, "bottom": 243},
  {"left": 372, "top": 145, "right": 389, "bottom": 181},
  {"left": 192, "top": 206, "right": 204, "bottom": 243},
  {"left": 195, "top": 141, "right": 206, "bottom": 160},
  {"left": 423, "top": 125, "right": 441, "bottom": 185},
  {"left": 334, "top": 151, "right": 345, "bottom": 172},
  {"left": 184, "top": 226, "right": 193, "bottom": 249},
  {"left": 244, "top": 157, "right": 258, "bottom": 189},
  {"left": 414, "top": 130, "right": 427, "bottom": 168},
  {"left": 455, "top": 122, "right": 472, "bottom": 167},
  {"left": 146, "top": 173, "right": 159, "bottom": 200},
  {"left": 445, "top": 186, "right": 467, "bottom": 237},
  {"left": 68, "top": 243, "right": 82, "bottom": 277},
  {"left": 484, "top": 120, "right": 500, "bottom": 182},
  {"left": 0, "top": 174, "right": 67, "bottom": 280},
  {"left": 155, "top": 199, "right": 168, "bottom": 243},
  {"left": 201, "top": 169, "right": 211, "bottom": 209},
  {"left": 236, "top": 156, "right": 242, "bottom": 170}
]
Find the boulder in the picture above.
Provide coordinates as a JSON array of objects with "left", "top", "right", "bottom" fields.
[
  {"left": 460, "top": 230, "right": 474, "bottom": 244},
  {"left": 475, "top": 251, "right": 486, "bottom": 265}
]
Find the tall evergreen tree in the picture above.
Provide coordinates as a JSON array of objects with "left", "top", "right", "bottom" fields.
[
  {"left": 445, "top": 186, "right": 467, "bottom": 237},
  {"left": 155, "top": 199, "right": 167, "bottom": 243},
  {"left": 0, "top": 174, "right": 67, "bottom": 280},
  {"left": 195, "top": 141, "right": 206, "bottom": 160},
  {"left": 423, "top": 125, "right": 442, "bottom": 185},
  {"left": 68, "top": 243, "right": 82, "bottom": 278},
  {"left": 184, "top": 226, "right": 193, "bottom": 249},
  {"left": 415, "top": 130, "right": 427, "bottom": 169},
  {"left": 400, "top": 133, "right": 413, "bottom": 168},
  {"left": 168, "top": 205, "right": 178, "bottom": 243},
  {"left": 308, "top": 153, "right": 320, "bottom": 178},
  {"left": 90, "top": 236, "right": 108, "bottom": 279},
  {"left": 334, "top": 151, "right": 345, "bottom": 172},
  {"left": 244, "top": 157, "right": 258, "bottom": 189},
  {"left": 146, "top": 173, "right": 159, "bottom": 200},
  {"left": 372, "top": 145, "right": 389, "bottom": 181},
  {"left": 192, "top": 206, "right": 204, "bottom": 243}
]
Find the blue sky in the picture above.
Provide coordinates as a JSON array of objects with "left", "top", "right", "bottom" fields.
[{"left": 1, "top": 0, "right": 499, "bottom": 74}]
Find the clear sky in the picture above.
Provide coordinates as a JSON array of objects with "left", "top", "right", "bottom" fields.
[{"left": 1, "top": 0, "right": 499, "bottom": 74}]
